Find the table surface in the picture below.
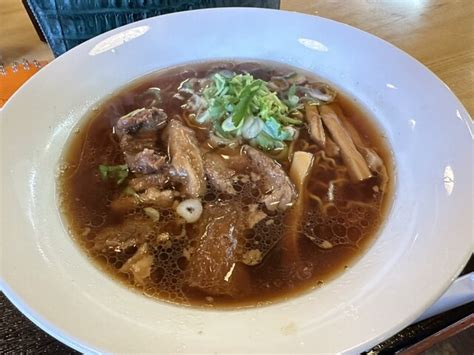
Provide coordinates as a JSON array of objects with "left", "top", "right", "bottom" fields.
[{"left": 0, "top": 0, "right": 473, "bottom": 353}]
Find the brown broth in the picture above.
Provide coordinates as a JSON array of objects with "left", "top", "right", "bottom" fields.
[{"left": 58, "top": 60, "right": 393, "bottom": 308}]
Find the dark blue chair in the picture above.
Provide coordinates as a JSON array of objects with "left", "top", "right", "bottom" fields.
[{"left": 24, "top": 0, "right": 280, "bottom": 56}]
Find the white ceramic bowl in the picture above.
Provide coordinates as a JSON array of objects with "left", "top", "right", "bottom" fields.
[{"left": 1, "top": 8, "right": 472, "bottom": 354}]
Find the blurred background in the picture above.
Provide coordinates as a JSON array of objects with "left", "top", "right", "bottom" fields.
[{"left": 1, "top": 0, "right": 472, "bottom": 113}]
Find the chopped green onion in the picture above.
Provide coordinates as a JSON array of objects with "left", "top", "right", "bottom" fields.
[
  {"left": 231, "top": 80, "right": 263, "bottom": 126},
  {"left": 284, "top": 84, "right": 300, "bottom": 108},
  {"left": 193, "top": 72, "right": 303, "bottom": 152},
  {"left": 252, "top": 131, "right": 286, "bottom": 151},
  {"left": 98, "top": 164, "right": 129, "bottom": 184},
  {"left": 241, "top": 116, "right": 264, "bottom": 139}
]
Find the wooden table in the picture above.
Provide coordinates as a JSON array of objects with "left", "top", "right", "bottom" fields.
[
  {"left": 1, "top": 1, "right": 473, "bottom": 353},
  {"left": 1, "top": 0, "right": 472, "bottom": 115}
]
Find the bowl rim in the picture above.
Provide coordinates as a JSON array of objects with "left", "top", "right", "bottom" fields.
[{"left": 1, "top": 7, "right": 473, "bottom": 354}]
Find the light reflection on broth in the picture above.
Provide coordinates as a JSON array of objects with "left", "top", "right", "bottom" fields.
[{"left": 58, "top": 60, "right": 393, "bottom": 308}]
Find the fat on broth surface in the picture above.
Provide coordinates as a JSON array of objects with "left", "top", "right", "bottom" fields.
[{"left": 58, "top": 60, "right": 393, "bottom": 307}]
